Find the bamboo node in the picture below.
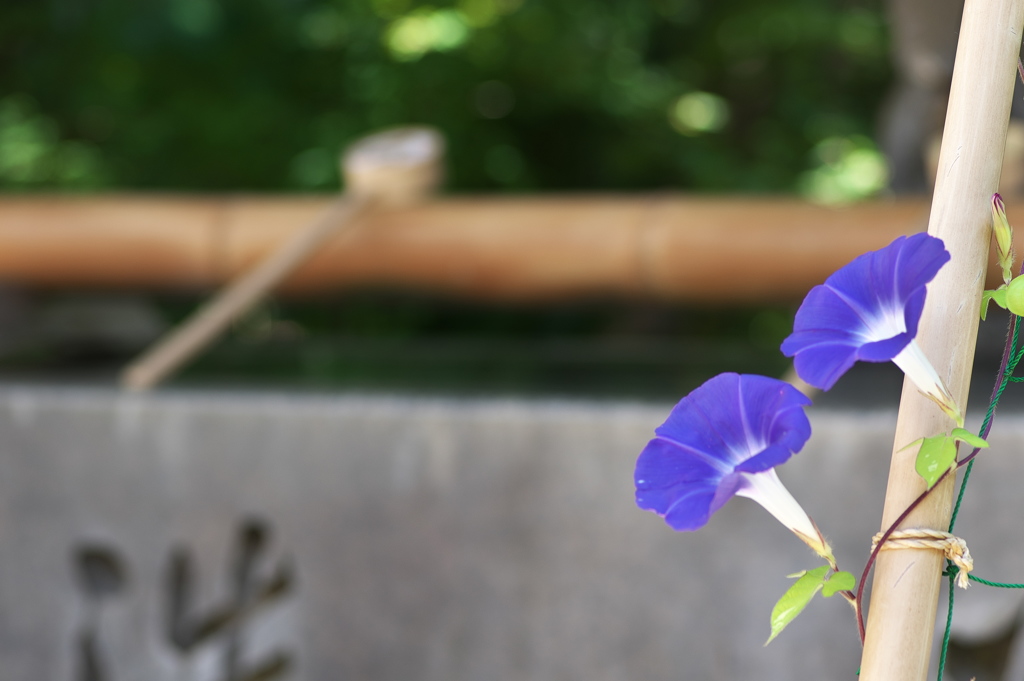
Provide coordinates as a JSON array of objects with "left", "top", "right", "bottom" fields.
[{"left": 870, "top": 529, "right": 974, "bottom": 589}]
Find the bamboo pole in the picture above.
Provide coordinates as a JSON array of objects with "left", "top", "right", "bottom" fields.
[
  {"left": 119, "top": 197, "right": 369, "bottom": 390},
  {"left": 858, "top": 1, "right": 1024, "bottom": 679},
  {"left": 120, "top": 127, "right": 443, "bottom": 390}
]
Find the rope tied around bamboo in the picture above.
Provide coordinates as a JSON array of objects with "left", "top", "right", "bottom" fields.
[{"left": 870, "top": 529, "right": 974, "bottom": 589}]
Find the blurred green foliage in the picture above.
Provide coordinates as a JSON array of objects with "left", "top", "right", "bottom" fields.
[
  {"left": 0, "top": 0, "right": 895, "bottom": 394},
  {"left": 1, "top": 0, "right": 891, "bottom": 194}
]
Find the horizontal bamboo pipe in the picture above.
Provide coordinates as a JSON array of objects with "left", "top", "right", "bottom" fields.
[{"left": 0, "top": 194, "right": 1017, "bottom": 302}]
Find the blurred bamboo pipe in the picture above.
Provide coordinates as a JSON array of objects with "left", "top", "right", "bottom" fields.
[
  {"left": 858, "top": 0, "right": 1024, "bottom": 679},
  {"left": 5, "top": 194, "right": 1024, "bottom": 301},
  {"left": 120, "top": 126, "right": 444, "bottom": 391},
  {"left": 0, "top": 195, "right": 946, "bottom": 298}
]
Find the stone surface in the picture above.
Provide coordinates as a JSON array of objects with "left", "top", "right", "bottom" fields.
[{"left": 0, "top": 386, "right": 1022, "bottom": 680}]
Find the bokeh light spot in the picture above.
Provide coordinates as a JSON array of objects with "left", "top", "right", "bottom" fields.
[
  {"left": 669, "top": 92, "right": 729, "bottom": 135},
  {"left": 0, "top": 95, "right": 107, "bottom": 188},
  {"left": 798, "top": 136, "right": 888, "bottom": 205},
  {"left": 386, "top": 8, "right": 471, "bottom": 62}
]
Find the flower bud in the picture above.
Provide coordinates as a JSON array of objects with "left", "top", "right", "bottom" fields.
[{"left": 993, "top": 193, "right": 1015, "bottom": 284}]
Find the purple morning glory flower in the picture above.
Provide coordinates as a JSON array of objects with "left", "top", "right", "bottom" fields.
[
  {"left": 635, "top": 373, "right": 831, "bottom": 559},
  {"left": 780, "top": 233, "right": 961, "bottom": 424}
]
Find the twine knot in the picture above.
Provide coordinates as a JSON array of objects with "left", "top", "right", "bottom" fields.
[{"left": 871, "top": 529, "right": 974, "bottom": 589}]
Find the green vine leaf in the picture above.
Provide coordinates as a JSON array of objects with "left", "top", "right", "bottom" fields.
[
  {"left": 822, "top": 571, "right": 855, "bottom": 597},
  {"left": 915, "top": 434, "right": 957, "bottom": 489},
  {"left": 766, "top": 565, "right": 829, "bottom": 645},
  {"left": 950, "top": 428, "right": 989, "bottom": 450},
  {"left": 914, "top": 430, "right": 988, "bottom": 488},
  {"left": 982, "top": 286, "right": 1007, "bottom": 321},
  {"left": 1007, "top": 276, "right": 1024, "bottom": 317}
]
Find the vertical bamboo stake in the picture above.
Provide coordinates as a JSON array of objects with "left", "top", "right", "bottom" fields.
[{"left": 859, "top": 1, "right": 1024, "bottom": 679}]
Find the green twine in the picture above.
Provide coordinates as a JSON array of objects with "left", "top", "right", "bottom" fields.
[
  {"left": 936, "top": 317, "right": 1023, "bottom": 681},
  {"left": 942, "top": 566, "right": 1024, "bottom": 590},
  {"left": 936, "top": 567, "right": 1024, "bottom": 681},
  {"left": 963, "top": 571, "right": 1024, "bottom": 589}
]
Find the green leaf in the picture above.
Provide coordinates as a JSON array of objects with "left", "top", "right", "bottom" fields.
[
  {"left": 1007, "top": 277, "right": 1024, "bottom": 317},
  {"left": 982, "top": 287, "right": 1008, "bottom": 320},
  {"left": 766, "top": 565, "right": 829, "bottom": 645},
  {"left": 915, "top": 435, "right": 957, "bottom": 489},
  {"left": 897, "top": 437, "right": 923, "bottom": 453},
  {"left": 822, "top": 571, "right": 855, "bottom": 597},
  {"left": 950, "top": 428, "right": 989, "bottom": 450}
]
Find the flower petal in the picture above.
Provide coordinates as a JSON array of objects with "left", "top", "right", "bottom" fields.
[
  {"left": 653, "top": 384, "right": 739, "bottom": 471},
  {"left": 781, "top": 233, "right": 950, "bottom": 390},
  {"left": 634, "top": 373, "right": 812, "bottom": 531},
  {"left": 735, "top": 441, "right": 805, "bottom": 475},
  {"left": 783, "top": 285, "right": 872, "bottom": 346},
  {"left": 893, "top": 233, "right": 951, "bottom": 300},
  {"left": 654, "top": 373, "right": 810, "bottom": 467},
  {"left": 781, "top": 287, "right": 872, "bottom": 390},
  {"left": 787, "top": 336, "right": 860, "bottom": 391},
  {"left": 710, "top": 471, "right": 746, "bottom": 514},
  {"left": 635, "top": 439, "right": 722, "bottom": 530},
  {"left": 857, "top": 332, "right": 914, "bottom": 362}
]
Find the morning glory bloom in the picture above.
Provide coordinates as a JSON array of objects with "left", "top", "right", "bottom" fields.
[
  {"left": 780, "top": 233, "right": 961, "bottom": 424},
  {"left": 635, "top": 373, "right": 833, "bottom": 561}
]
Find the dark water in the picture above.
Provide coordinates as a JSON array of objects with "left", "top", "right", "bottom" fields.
[{"left": 2, "top": 289, "right": 1018, "bottom": 412}]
